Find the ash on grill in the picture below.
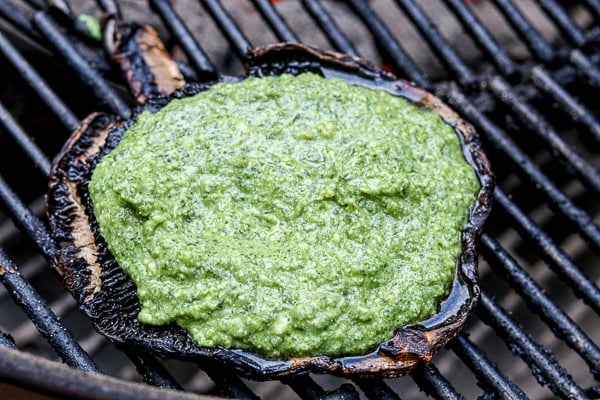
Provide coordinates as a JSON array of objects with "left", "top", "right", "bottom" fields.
[{"left": 0, "top": 1, "right": 599, "bottom": 399}]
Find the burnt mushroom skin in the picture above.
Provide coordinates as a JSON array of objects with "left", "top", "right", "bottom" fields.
[{"left": 46, "top": 43, "right": 494, "bottom": 379}]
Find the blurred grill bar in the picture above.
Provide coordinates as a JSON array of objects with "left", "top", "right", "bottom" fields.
[
  {"left": 0, "top": 0, "right": 598, "bottom": 399},
  {"left": 491, "top": 0, "right": 556, "bottom": 63},
  {"left": 442, "top": 0, "right": 517, "bottom": 78},
  {"left": 199, "top": 0, "right": 251, "bottom": 58},
  {"left": 345, "top": 0, "right": 430, "bottom": 88},
  {"left": 250, "top": 0, "right": 299, "bottom": 43},
  {"left": 301, "top": 0, "right": 358, "bottom": 57},
  {"left": 150, "top": 0, "right": 218, "bottom": 81},
  {"left": 584, "top": 0, "right": 600, "bottom": 18},
  {"left": 568, "top": 49, "right": 600, "bottom": 89},
  {"left": 538, "top": 0, "right": 587, "bottom": 47},
  {"left": 0, "top": 0, "right": 35, "bottom": 36},
  {"left": 393, "top": 0, "right": 477, "bottom": 87}
]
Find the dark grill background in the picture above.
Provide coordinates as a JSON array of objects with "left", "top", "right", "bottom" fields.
[{"left": 0, "top": 0, "right": 599, "bottom": 399}]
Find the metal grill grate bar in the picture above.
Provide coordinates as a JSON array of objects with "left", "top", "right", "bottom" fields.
[
  {"left": 0, "top": 259, "right": 46, "bottom": 305},
  {"left": 442, "top": 0, "right": 517, "bottom": 78},
  {"left": 410, "top": 364, "right": 464, "bottom": 400},
  {"left": 319, "top": 385, "right": 360, "bottom": 400},
  {"left": 0, "top": 330, "right": 16, "bottom": 349},
  {"left": 0, "top": 1, "right": 113, "bottom": 78},
  {"left": 583, "top": 0, "right": 600, "bottom": 18},
  {"left": 199, "top": 362, "right": 257, "bottom": 400},
  {"left": 9, "top": 292, "right": 77, "bottom": 347},
  {"left": 282, "top": 374, "right": 326, "bottom": 399},
  {"left": 443, "top": 84, "right": 600, "bottom": 253},
  {"left": 97, "top": 0, "right": 121, "bottom": 17},
  {"left": 494, "top": 188, "right": 600, "bottom": 316},
  {"left": 301, "top": 0, "right": 358, "bottom": 57},
  {"left": 0, "top": 348, "right": 205, "bottom": 400},
  {"left": 488, "top": 76, "right": 600, "bottom": 194},
  {"left": 123, "top": 348, "right": 183, "bottom": 391},
  {"left": 393, "top": 0, "right": 476, "bottom": 87},
  {"left": 0, "top": 1, "right": 35, "bottom": 38},
  {"left": 530, "top": 66, "right": 600, "bottom": 142},
  {"left": 0, "top": 177, "right": 56, "bottom": 259},
  {"left": 345, "top": 0, "right": 430, "bottom": 88},
  {"left": 290, "top": 375, "right": 361, "bottom": 400},
  {"left": 353, "top": 378, "right": 400, "bottom": 400},
  {"left": 450, "top": 333, "right": 528, "bottom": 399},
  {"left": 23, "top": 0, "right": 42, "bottom": 9},
  {"left": 0, "top": 1, "right": 111, "bottom": 85},
  {"left": 149, "top": 0, "right": 218, "bottom": 82},
  {"left": 0, "top": 30, "right": 80, "bottom": 132},
  {"left": 481, "top": 234, "right": 600, "bottom": 377},
  {"left": 198, "top": 0, "right": 251, "bottom": 58},
  {"left": 0, "top": 102, "right": 51, "bottom": 175},
  {"left": 31, "top": 11, "right": 131, "bottom": 119},
  {"left": 477, "top": 292, "right": 587, "bottom": 399},
  {"left": 538, "top": 0, "right": 587, "bottom": 47},
  {"left": 491, "top": 0, "right": 555, "bottom": 63},
  {"left": 569, "top": 49, "right": 600, "bottom": 89},
  {"left": 0, "top": 249, "right": 99, "bottom": 372},
  {"left": 251, "top": 0, "right": 299, "bottom": 43}
]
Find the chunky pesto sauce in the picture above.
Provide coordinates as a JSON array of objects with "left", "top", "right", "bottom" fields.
[{"left": 89, "top": 73, "right": 479, "bottom": 358}]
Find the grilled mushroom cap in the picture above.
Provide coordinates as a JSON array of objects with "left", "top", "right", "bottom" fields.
[{"left": 46, "top": 43, "right": 494, "bottom": 379}]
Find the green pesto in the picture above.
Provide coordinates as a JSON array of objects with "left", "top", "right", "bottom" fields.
[
  {"left": 77, "top": 14, "right": 102, "bottom": 41},
  {"left": 89, "top": 73, "right": 479, "bottom": 358}
]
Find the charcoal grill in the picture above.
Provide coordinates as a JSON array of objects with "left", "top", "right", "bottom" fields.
[{"left": 0, "top": 0, "right": 599, "bottom": 399}]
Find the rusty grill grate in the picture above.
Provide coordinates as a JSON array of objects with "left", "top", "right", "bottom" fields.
[{"left": 0, "top": 0, "right": 599, "bottom": 399}]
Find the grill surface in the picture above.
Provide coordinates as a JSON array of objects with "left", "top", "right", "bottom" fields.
[{"left": 0, "top": 0, "right": 599, "bottom": 399}]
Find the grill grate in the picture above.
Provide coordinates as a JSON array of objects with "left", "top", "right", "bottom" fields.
[{"left": 0, "top": 0, "right": 599, "bottom": 399}]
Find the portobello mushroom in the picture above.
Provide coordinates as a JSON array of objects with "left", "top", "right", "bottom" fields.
[{"left": 46, "top": 42, "right": 494, "bottom": 379}]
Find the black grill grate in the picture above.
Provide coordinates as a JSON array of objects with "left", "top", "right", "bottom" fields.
[{"left": 0, "top": 0, "right": 599, "bottom": 399}]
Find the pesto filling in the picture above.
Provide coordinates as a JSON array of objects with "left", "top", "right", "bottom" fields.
[{"left": 89, "top": 72, "right": 479, "bottom": 358}]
